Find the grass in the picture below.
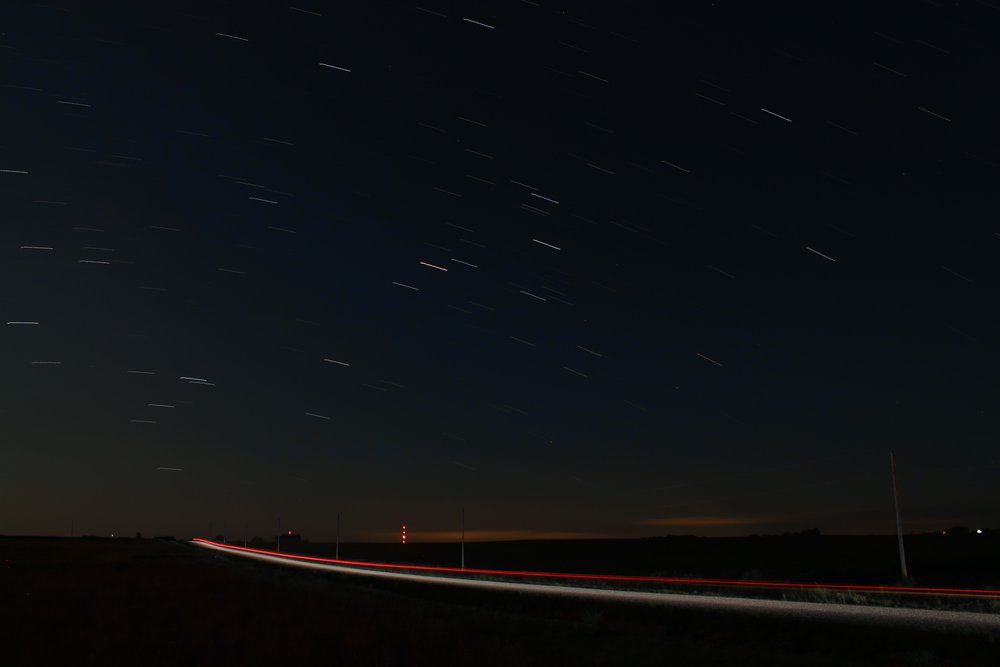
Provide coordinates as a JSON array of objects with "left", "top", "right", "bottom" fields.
[{"left": 776, "top": 587, "right": 1000, "bottom": 614}]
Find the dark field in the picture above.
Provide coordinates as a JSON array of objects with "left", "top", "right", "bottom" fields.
[{"left": 2, "top": 537, "right": 997, "bottom": 667}]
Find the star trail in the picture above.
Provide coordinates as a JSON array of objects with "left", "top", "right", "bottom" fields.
[{"left": 1, "top": 0, "right": 998, "bottom": 542}]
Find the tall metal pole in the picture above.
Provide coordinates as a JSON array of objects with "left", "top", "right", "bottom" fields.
[
  {"left": 889, "top": 449, "right": 909, "bottom": 581},
  {"left": 336, "top": 513, "right": 340, "bottom": 560},
  {"left": 276, "top": 517, "right": 281, "bottom": 553},
  {"left": 461, "top": 506, "right": 465, "bottom": 570}
]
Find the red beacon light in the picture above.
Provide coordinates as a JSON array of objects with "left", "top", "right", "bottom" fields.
[{"left": 402, "top": 524, "right": 407, "bottom": 544}]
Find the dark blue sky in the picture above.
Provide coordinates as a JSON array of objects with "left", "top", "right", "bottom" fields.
[{"left": 1, "top": 0, "right": 998, "bottom": 541}]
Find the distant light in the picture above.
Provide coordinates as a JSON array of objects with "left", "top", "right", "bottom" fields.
[
  {"left": 288, "top": 530, "right": 292, "bottom": 534},
  {"left": 977, "top": 529, "right": 983, "bottom": 534}
]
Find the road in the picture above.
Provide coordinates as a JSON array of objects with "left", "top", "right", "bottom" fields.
[{"left": 191, "top": 539, "right": 1000, "bottom": 637}]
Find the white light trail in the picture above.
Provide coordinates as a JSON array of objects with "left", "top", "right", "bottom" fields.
[
  {"left": 760, "top": 107, "right": 792, "bottom": 122},
  {"left": 463, "top": 18, "right": 495, "bottom": 29},
  {"left": 419, "top": 261, "right": 449, "bottom": 272},
  {"left": 805, "top": 246, "right": 836, "bottom": 262},
  {"left": 696, "top": 353, "right": 724, "bottom": 367}
]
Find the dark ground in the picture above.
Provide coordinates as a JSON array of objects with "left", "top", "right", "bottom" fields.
[{"left": 2, "top": 537, "right": 997, "bottom": 666}]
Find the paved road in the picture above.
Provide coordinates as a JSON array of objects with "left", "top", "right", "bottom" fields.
[{"left": 192, "top": 540, "right": 1000, "bottom": 637}]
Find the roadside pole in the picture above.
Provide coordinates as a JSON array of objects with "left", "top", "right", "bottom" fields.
[
  {"left": 461, "top": 507, "right": 465, "bottom": 570},
  {"left": 889, "top": 449, "right": 910, "bottom": 582}
]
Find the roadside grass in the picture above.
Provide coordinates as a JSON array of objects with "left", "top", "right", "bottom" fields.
[
  {"left": 297, "top": 559, "right": 1000, "bottom": 615},
  {"left": 776, "top": 587, "right": 1000, "bottom": 614}
]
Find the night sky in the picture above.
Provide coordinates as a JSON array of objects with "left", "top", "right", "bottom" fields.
[{"left": 2, "top": 1, "right": 998, "bottom": 542}]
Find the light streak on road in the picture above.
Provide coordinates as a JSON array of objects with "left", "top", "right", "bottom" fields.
[
  {"left": 190, "top": 539, "right": 1000, "bottom": 598},
  {"left": 190, "top": 539, "right": 1000, "bottom": 635}
]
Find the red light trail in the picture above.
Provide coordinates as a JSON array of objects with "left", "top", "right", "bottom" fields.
[{"left": 190, "top": 539, "right": 1000, "bottom": 599}]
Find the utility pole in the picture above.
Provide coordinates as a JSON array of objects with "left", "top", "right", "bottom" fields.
[
  {"left": 461, "top": 506, "right": 465, "bottom": 570},
  {"left": 336, "top": 513, "right": 340, "bottom": 560},
  {"left": 889, "top": 449, "right": 910, "bottom": 582}
]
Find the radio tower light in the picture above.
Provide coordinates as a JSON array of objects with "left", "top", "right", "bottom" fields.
[{"left": 402, "top": 524, "right": 407, "bottom": 544}]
